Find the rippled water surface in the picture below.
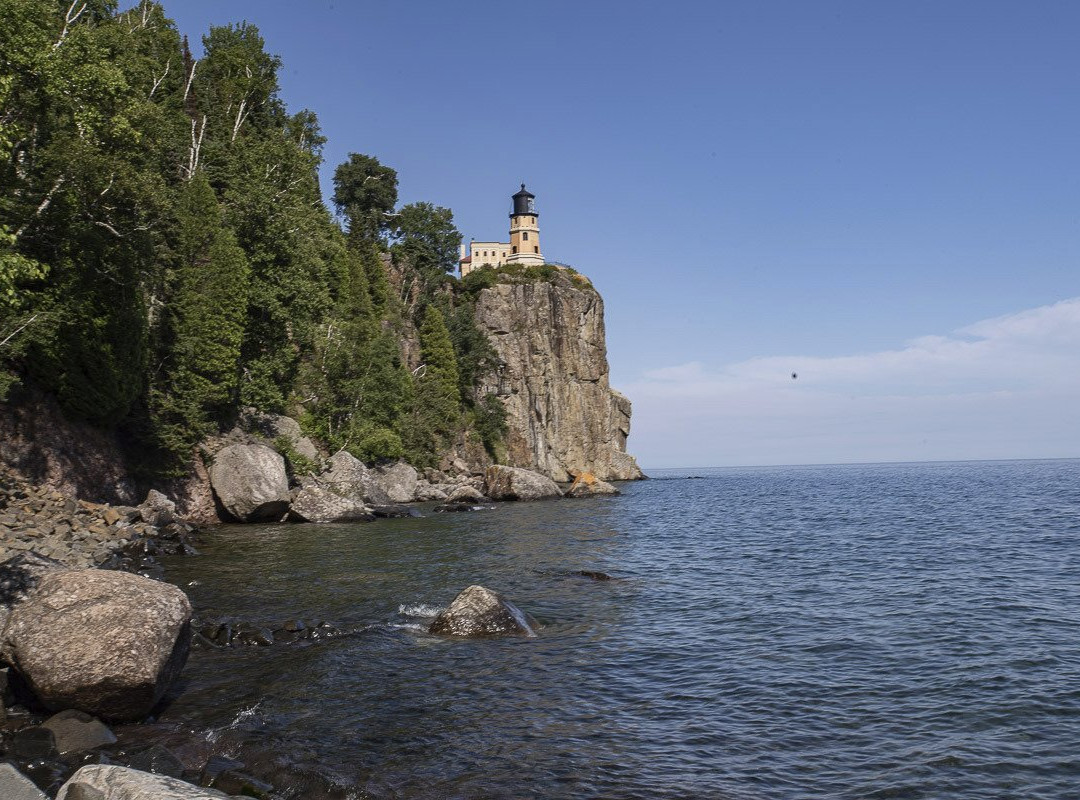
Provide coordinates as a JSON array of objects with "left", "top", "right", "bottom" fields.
[{"left": 161, "top": 460, "right": 1080, "bottom": 799}]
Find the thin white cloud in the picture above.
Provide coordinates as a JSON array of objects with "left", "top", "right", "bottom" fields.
[{"left": 623, "top": 298, "right": 1080, "bottom": 467}]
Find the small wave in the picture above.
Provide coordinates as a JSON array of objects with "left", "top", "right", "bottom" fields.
[
  {"left": 398, "top": 603, "right": 444, "bottom": 618},
  {"left": 230, "top": 702, "right": 263, "bottom": 728},
  {"left": 388, "top": 622, "right": 428, "bottom": 632}
]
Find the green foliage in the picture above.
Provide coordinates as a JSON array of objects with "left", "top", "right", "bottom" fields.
[
  {"left": 462, "top": 261, "right": 592, "bottom": 292},
  {"left": 332, "top": 153, "right": 398, "bottom": 244},
  {"left": 391, "top": 202, "right": 461, "bottom": 295},
  {"left": 0, "top": 0, "right": 508, "bottom": 475},
  {"left": 147, "top": 173, "right": 249, "bottom": 471},
  {"left": 272, "top": 435, "right": 317, "bottom": 478},
  {"left": 402, "top": 305, "right": 461, "bottom": 465}
]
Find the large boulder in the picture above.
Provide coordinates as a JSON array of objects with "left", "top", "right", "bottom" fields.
[
  {"left": 319, "top": 451, "right": 392, "bottom": 506},
  {"left": 287, "top": 484, "right": 373, "bottom": 524},
  {"left": 483, "top": 465, "right": 562, "bottom": 501},
  {"left": 372, "top": 461, "right": 418, "bottom": 504},
  {"left": 57, "top": 765, "right": 229, "bottom": 799},
  {"left": 0, "top": 569, "right": 192, "bottom": 721},
  {"left": 565, "top": 472, "right": 621, "bottom": 498},
  {"left": 209, "top": 444, "right": 290, "bottom": 522},
  {"left": 429, "top": 585, "right": 538, "bottom": 638}
]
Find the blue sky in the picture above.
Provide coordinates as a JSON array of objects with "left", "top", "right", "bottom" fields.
[{"left": 166, "top": 1, "right": 1080, "bottom": 467}]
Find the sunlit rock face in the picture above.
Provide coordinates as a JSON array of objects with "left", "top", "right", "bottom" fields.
[{"left": 473, "top": 274, "right": 643, "bottom": 483}]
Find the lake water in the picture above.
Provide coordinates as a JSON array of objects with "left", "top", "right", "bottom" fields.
[{"left": 160, "top": 459, "right": 1080, "bottom": 799}]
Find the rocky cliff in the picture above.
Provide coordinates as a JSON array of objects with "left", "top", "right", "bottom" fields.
[{"left": 473, "top": 271, "right": 643, "bottom": 482}]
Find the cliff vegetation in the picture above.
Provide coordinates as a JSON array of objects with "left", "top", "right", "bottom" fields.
[{"left": 0, "top": 0, "right": 510, "bottom": 478}]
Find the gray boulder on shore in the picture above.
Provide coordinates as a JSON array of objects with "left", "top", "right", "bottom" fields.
[
  {"left": 429, "top": 585, "right": 538, "bottom": 638},
  {"left": 0, "top": 569, "right": 192, "bottom": 721},
  {"left": 373, "top": 461, "right": 419, "bottom": 504},
  {"left": 318, "top": 451, "right": 392, "bottom": 506},
  {"left": 483, "top": 465, "right": 562, "bottom": 501},
  {"left": 209, "top": 443, "right": 290, "bottom": 522},
  {"left": 287, "top": 482, "right": 374, "bottom": 524},
  {"left": 57, "top": 765, "right": 229, "bottom": 799}
]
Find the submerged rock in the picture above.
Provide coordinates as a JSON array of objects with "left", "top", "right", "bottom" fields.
[
  {"left": 483, "top": 465, "right": 562, "bottom": 501},
  {"left": 209, "top": 444, "right": 290, "bottom": 522},
  {"left": 565, "top": 472, "right": 620, "bottom": 498},
  {"left": 56, "top": 765, "right": 229, "bottom": 799},
  {"left": 0, "top": 569, "right": 192, "bottom": 721},
  {"left": 41, "top": 709, "right": 117, "bottom": 754},
  {"left": 429, "top": 585, "right": 538, "bottom": 638}
]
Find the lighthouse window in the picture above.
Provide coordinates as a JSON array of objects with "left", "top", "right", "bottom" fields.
[
  {"left": 534, "top": 246, "right": 539, "bottom": 253},
  {"left": 512, "top": 246, "right": 518, "bottom": 253},
  {"left": 523, "top": 232, "right": 529, "bottom": 240}
]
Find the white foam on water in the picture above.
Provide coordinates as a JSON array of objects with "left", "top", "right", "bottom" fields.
[{"left": 397, "top": 603, "right": 444, "bottom": 618}]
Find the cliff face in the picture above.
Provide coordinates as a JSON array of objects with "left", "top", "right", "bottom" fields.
[{"left": 473, "top": 274, "right": 643, "bottom": 482}]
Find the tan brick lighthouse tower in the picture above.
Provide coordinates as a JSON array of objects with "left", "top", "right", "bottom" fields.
[{"left": 505, "top": 184, "right": 544, "bottom": 266}]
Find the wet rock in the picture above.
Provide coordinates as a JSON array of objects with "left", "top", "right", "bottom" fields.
[
  {"left": 0, "top": 569, "right": 192, "bottom": 721},
  {"left": 0, "top": 763, "right": 49, "bottom": 800},
  {"left": 56, "top": 765, "right": 229, "bottom": 799},
  {"left": 42, "top": 709, "right": 117, "bottom": 754},
  {"left": 429, "top": 585, "right": 538, "bottom": 638},
  {"left": 10, "top": 725, "right": 58, "bottom": 758},
  {"left": 318, "top": 451, "right": 392, "bottom": 506},
  {"left": 232, "top": 622, "right": 274, "bottom": 647},
  {"left": 576, "top": 570, "right": 614, "bottom": 581},
  {"left": 126, "top": 744, "right": 187, "bottom": 779},
  {"left": 434, "top": 502, "right": 491, "bottom": 513},
  {"left": 210, "top": 769, "right": 274, "bottom": 798},
  {"left": 372, "top": 461, "right": 419, "bottom": 503},
  {"left": 209, "top": 444, "right": 290, "bottom": 522},
  {"left": 371, "top": 504, "right": 420, "bottom": 519},
  {"left": 483, "top": 465, "right": 562, "bottom": 501},
  {"left": 287, "top": 484, "right": 374, "bottom": 524},
  {"left": 565, "top": 472, "right": 621, "bottom": 498},
  {"left": 137, "top": 490, "right": 175, "bottom": 527}
]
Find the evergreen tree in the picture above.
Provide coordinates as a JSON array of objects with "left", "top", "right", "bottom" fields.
[
  {"left": 403, "top": 305, "right": 461, "bottom": 464},
  {"left": 332, "top": 154, "right": 398, "bottom": 245},
  {"left": 147, "top": 173, "right": 248, "bottom": 470}
]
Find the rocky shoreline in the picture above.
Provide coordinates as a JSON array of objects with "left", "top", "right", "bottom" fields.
[{"left": 0, "top": 445, "right": 626, "bottom": 798}]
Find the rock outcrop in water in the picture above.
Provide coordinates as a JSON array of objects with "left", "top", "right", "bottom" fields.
[
  {"left": 473, "top": 272, "right": 643, "bottom": 483},
  {"left": 429, "top": 585, "right": 538, "bottom": 637}
]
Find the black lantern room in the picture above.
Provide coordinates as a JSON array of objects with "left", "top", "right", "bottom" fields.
[{"left": 510, "top": 184, "right": 537, "bottom": 218}]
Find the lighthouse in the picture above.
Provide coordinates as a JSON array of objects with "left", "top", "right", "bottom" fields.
[{"left": 505, "top": 184, "right": 544, "bottom": 266}]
